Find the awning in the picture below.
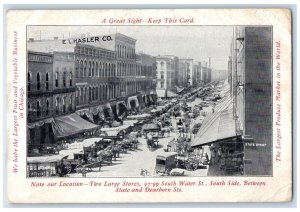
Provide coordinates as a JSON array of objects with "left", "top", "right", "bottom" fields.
[
  {"left": 103, "top": 103, "right": 114, "bottom": 118},
  {"left": 191, "top": 108, "right": 237, "bottom": 147},
  {"left": 116, "top": 101, "right": 128, "bottom": 115},
  {"left": 167, "top": 90, "right": 178, "bottom": 98},
  {"left": 27, "top": 155, "right": 68, "bottom": 164},
  {"left": 128, "top": 96, "right": 139, "bottom": 109},
  {"left": 156, "top": 89, "right": 166, "bottom": 98},
  {"left": 174, "top": 85, "right": 185, "bottom": 93},
  {"left": 75, "top": 109, "right": 94, "bottom": 123},
  {"left": 28, "top": 118, "right": 54, "bottom": 129},
  {"left": 52, "top": 113, "right": 100, "bottom": 139}
]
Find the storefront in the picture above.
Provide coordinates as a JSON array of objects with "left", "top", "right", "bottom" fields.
[{"left": 191, "top": 108, "right": 244, "bottom": 175}]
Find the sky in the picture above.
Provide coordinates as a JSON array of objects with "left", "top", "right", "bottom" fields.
[{"left": 27, "top": 26, "right": 233, "bottom": 70}]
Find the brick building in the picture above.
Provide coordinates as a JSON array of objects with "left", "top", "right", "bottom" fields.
[
  {"left": 27, "top": 33, "right": 156, "bottom": 125},
  {"left": 230, "top": 26, "right": 272, "bottom": 176},
  {"left": 27, "top": 51, "right": 76, "bottom": 146}
]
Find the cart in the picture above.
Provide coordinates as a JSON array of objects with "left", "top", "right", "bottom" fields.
[{"left": 155, "top": 152, "right": 178, "bottom": 175}]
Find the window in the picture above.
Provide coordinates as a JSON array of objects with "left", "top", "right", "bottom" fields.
[
  {"left": 69, "top": 95, "right": 72, "bottom": 111},
  {"left": 55, "top": 72, "right": 59, "bottom": 87},
  {"left": 46, "top": 73, "right": 49, "bottom": 90},
  {"left": 69, "top": 72, "right": 73, "bottom": 86},
  {"left": 161, "top": 81, "right": 164, "bottom": 88},
  {"left": 161, "top": 71, "right": 164, "bottom": 79},
  {"left": 28, "top": 72, "right": 31, "bottom": 91},
  {"left": 37, "top": 73, "right": 41, "bottom": 90},
  {"left": 55, "top": 97, "right": 59, "bottom": 114},
  {"left": 63, "top": 71, "right": 66, "bottom": 87},
  {"left": 46, "top": 99, "right": 49, "bottom": 115},
  {"left": 92, "top": 62, "right": 95, "bottom": 76},
  {"left": 88, "top": 61, "right": 92, "bottom": 76},
  {"left": 36, "top": 101, "right": 40, "bottom": 117},
  {"left": 62, "top": 96, "right": 66, "bottom": 113},
  {"left": 80, "top": 60, "right": 83, "bottom": 77},
  {"left": 83, "top": 61, "right": 87, "bottom": 77}
]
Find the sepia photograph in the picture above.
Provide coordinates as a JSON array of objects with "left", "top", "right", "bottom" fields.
[{"left": 26, "top": 25, "right": 273, "bottom": 178}]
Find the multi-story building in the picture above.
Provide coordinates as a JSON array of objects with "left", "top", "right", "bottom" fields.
[
  {"left": 136, "top": 53, "right": 157, "bottom": 106},
  {"left": 230, "top": 26, "right": 272, "bottom": 176},
  {"left": 27, "top": 50, "right": 76, "bottom": 146},
  {"left": 193, "top": 62, "right": 202, "bottom": 85},
  {"left": 179, "top": 58, "right": 194, "bottom": 87},
  {"left": 27, "top": 51, "right": 54, "bottom": 146},
  {"left": 53, "top": 51, "right": 76, "bottom": 116},
  {"left": 201, "top": 61, "right": 212, "bottom": 84},
  {"left": 27, "top": 33, "right": 156, "bottom": 123},
  {"left": 156, "top": 55, "right": 176, "bottom": 90}
]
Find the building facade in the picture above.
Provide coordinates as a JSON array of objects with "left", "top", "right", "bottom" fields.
[
  {"left": 193, "top": 62, "right": 202, "bottom": 85},
  {"left": 179, "top": 58, "right": 194, "bottom": 87},
  {"left": 229, "top": 26, "right": 272, "bottom": 176},
  {"left": 53, "top": 51, "right": 76, "bottom": 116},
  {"left": 27, "top": 51, "right": 76, "bottom": 146},
  {"left": 27, "top": 33, "right": 156, "bottom": 125},
  {"left": 155, "top": 56, "right": 176, "bottom": 90}
]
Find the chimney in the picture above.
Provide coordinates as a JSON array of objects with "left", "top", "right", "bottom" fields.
[{"left": 208, "top": 57, "right": 211, "bottom": 69}]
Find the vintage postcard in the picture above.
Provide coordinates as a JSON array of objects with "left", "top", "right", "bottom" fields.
[{"left": 6, "top": 9, "right": 292, "bottom": 203}]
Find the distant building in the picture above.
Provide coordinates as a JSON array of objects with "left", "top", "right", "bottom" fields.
[
  {"left": 179, "top": 58, "right": 194, "bottom": 87},
  {"left": 155, "top": 55, "right": 177, "bottom": 89},
  {"left": 201, "top": 67, "right": 211, "bottom": 83},
  {"left": 193, "top": 62, "right": 202, "bottom": 85}
]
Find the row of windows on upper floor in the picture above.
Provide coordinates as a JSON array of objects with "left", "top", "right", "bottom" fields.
[
  {"left": 116, "top": 44, "right": 135, "bottom": 59},
  {"left": 28, "top": 95, "right": 73, "bottom": 117},
  {"left": 75, "top": 47, "right": 115, "bottom": 59},
  {"left": 27, "top": 71, "right": 73, "bottom": 91},
  {"left": 75, "top": 62, "right": 154, "bottom": 78}
]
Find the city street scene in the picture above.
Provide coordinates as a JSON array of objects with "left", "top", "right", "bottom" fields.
[{"left": 26, "top": 26, "right": 272, "bottom": 178}]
